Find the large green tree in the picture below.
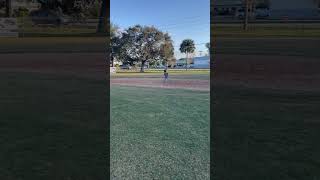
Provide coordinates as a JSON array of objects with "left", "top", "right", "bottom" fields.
[
  {"left": 120, "top": 25, "right": 172, "bottom": 72},
  {"left": 179, "top": 39, "right": 195, "bottom": 70},
  {"left": 110, "top": 23, "right": 122, "bottom": 67},
  {"left": 110, "top": 22, "right": 118, "bottom": 37},
  {"left": 160, "top": 33, "right": 175, "bottom": 69}
]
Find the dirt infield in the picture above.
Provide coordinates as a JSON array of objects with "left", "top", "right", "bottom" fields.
[
  {"left": 213, "top": 54, "right": 320, "bottom": 91},
  {"left": 111, "top": 78, "right": 210, "bottom": 91},
  {"left": 0, "top": 53, "right": 106, "bottom": 79},
  {"left": 2, "top": 52, "right": 320, "bottom": 92}
]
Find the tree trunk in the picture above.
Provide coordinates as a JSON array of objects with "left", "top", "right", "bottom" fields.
[
  {"left": 97, "top": 0, "right": 107, "bottom": 34},
  {"left": 111, "top": 56, "right": 114, "bottom": 67},
  {"left": 251, "top": 0, "right": 255, "bottom": 20},
  {"left": 5, "top": 0, "right": 11, "bottom": 17},
  {"left": 185, "top": 52, "right": 188, "bottom": 71},
  {"left": 140, "top": 61, "right": 146, "bottom": 72}
]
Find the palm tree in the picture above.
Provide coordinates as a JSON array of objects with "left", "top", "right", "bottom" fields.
[
  {"left": 179, "top": 39, "right": 195, "bottom": 71},
  {"left": 205, "top": 42, "right": 210, "bottom": 55}
]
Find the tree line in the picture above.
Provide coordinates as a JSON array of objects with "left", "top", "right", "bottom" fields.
[
  {"left": 1, "top": 0, "right": 107, "bottom": 33},
  {"left": 111, "top": 23, "right": 209, "bottom": 72}
]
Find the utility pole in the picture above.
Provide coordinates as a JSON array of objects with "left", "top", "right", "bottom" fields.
[
  {"left": 5, "top": 0, "right": 11, "bottom": 17},
  {"left": 243, "top": 0, "right": 249, "bottom": 31},
  {"left": 185, "top": 52, "right": 188, "bottom": 71},
  {"left": 199, "top": 51, "right": 203, "bottom": 57},
  {"left": 97, "top": 0, "right": 107, "bottom": 34}
]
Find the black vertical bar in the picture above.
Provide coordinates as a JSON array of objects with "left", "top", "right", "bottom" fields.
[{"left": 105, "top": 0, "right": 111, "bottom": 178}]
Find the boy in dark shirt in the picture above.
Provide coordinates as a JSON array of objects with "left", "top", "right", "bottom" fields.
[{"left": 163, "top": 69, "right": 168, "bottom": 82}]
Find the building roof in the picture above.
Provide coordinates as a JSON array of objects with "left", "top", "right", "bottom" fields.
[
  {"left": 194, "top": 56, "right": 210, "bottom": 61},
  {"left": 214, "top": 0, "right": 243, "bottom": 6},
  {"left": 176, "top": 56, "right": 210, "bottom": 64}
]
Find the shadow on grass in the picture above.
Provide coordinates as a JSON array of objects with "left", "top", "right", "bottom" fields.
[
  {"left": 213, "top": 85, "right": 320, "bottom": 179},
  {"left": 0, "top": 72, "right": 108, "bottom": 179}
]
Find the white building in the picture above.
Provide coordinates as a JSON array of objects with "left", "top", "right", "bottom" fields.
[
  {"left": 193, "top": 56, "right": 210, "bottom": 69},
  {"left": 214, "top": 0, "right": 320, "bottom": 19},
  {"left": 269, "top": 0, "right": 319, "bottom": 19},
  {"left": 12, "top": 0, "right": 41, "bottom": 12}
]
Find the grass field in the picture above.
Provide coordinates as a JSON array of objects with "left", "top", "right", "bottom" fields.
[
  {"left": 110, "top": 71, "right": 210, "bottom": 179},
  {"left": 0, "top": 72, "right": 107, "bottom": 179},
  {"left": 212, "top": 23, "right": 320, "bottom": 179},
  {"left": 213, "top": 37, "right": 320, "bottom": 58},
  {"left": 0, "top": 36, "right": 107, "bottom": 179},
  {"left": 111, "top": 85, "right": 210, "bottom": 179},
  {"left": 112, "top": 69, "right": 210, "bottom": 78},
  {"left": 213, "top": 85, "right": 320, "bottom": 179},
  {"left": 0, "top": 37, "right": 105, "bottom": 53},
  {"left": 1, "top": 21, "right": 320, "bottom": 179},
  {"left": 213, "top": 23, "right": 320, "bottom": 38}
]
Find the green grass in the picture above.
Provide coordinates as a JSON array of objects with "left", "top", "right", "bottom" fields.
[
  {"left": 213, "top": 36, "right": 320, "bottom": 57},
  {"left": 213, "top": 85, "right": 320, "bottom": 179},
  {"left": 211, "top": 24, "right": 320, "bottom": 57},
  {"left": 112, "top": 69, "right": 210, "bottom": 77},
  {"left": 0, "top": 72, "right": 107, "bottom": 179},
  {"left": 213, "top": 24, "right": 320, "bottom": 38},
  {"left": 15, "top": 18, "right": 99, "bottom": 37},
  {"left": 212, "top": 23, "right": 320, "bottom": 179},
  {"left": 111, "top": 86, "right": 210, "bottom": 179},
  {"left": 0, "top": 37, "right": 106, "bottom": 53},
  {"left": 112, "top": 72, "right": 210, "bottom": 81}
]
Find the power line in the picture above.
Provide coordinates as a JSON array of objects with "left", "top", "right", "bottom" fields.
[
  {"left": 157, "top": 21, "right": 210, "bottom": 30},
  {"left": 154, "top": 16, "right": 207, "bottom": 27},
  {"left": 112, "top": 15, "right": 209, "bottom": 31},
  {"left": 145, "top": 15, "right": 207, "bottom": 26}
]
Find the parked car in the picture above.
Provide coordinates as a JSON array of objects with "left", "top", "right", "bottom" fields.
[
  {"left": 236, "top": 9, "right": 245, "bottom": 19},
  {"left": 119, "top": 65, "right": 132, "bottom": 70},
  {"left": 30, "top": 9, "right": 68, "bottom": 26},
  {"left": 255, "top": 8, "right": 270, "bottom": 19},
  {"left": 236, "top": 9, "right": 255, "bottom": 19},
  {"left": 155, "top": 65, "right": 165, "bottom": 69}
]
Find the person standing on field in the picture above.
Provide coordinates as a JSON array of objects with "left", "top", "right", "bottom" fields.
[{"left": 163, "top": 69, "right": 168, "bottom": 82}]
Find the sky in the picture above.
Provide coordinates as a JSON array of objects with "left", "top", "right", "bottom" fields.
[{"left": 111, "top": 0, "right": 210, "bottom": 59}]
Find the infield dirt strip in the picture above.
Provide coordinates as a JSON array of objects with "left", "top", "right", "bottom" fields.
[
  {"left": 111, "top": 78, "right": 210, "bottom": 91},
  {"left": 3, "top": 52, "right": 320, "bottom": 92},
  {"left": 0, "top": 53, "right": 106, "bottom": 78},
  {"left": 213, "top": 54, "right": 320, "bottom": 91}
]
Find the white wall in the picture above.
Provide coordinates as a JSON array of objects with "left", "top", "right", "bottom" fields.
[
  {"left": 193, "top": 57, "right": 210, "bottom": 69},
  {"left": 269, "top": 0, "right": 319, "bottom": 18},
  {"left": 270, "top": 0, "right": 317, "bottom": 10}
]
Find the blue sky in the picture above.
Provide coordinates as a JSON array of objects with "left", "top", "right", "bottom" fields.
[{"left": 111, "top": 0, "right": 210, "bottom": 59}]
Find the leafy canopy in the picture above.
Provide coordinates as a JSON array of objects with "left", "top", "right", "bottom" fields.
[{"left": 179, "top": 39, "right": 195, "bottom": 54}]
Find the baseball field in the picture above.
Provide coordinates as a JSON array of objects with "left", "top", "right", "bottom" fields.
[
  {"left": 0, "top": 38, "right": 108, "bottom": 179},
  {"left": 1, "top": 22, "right": 320, "bottom": 179},
  {"left": 110, "top": 71, "right": 210, "bottom": 179},
  {"left": 0, "top": 37, "right": 211, "bottom": 179},
  {"left": 212, "top": 23, "right": 320, "bottom": 179}
]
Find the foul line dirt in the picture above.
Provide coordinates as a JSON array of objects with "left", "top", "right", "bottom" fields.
[{"left": 111, "top": 78, "right": 210, "bottom": 91}]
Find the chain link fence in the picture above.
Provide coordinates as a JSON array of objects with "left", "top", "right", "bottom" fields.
[
  {"left": 212, "top": 19, "right": 320, "bottom": 38},
  {"left": 15, "top": 16, "right": 105, "bottom": 37}
]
